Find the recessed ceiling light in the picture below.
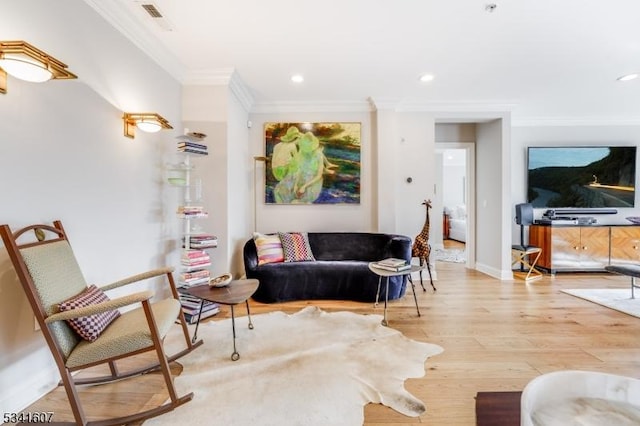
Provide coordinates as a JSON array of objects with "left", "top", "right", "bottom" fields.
[
  {"left": 485, "top": 3, "right": 498, "bottom": 13},
  {"left": 291, "top": 74, "right": 304, "bottom": 83},
  {"left": 419, "top": 74, "right": 435, "bottom": 82},
  {"left": 617, "top": 73, "right": 638, "bottom": 82}
]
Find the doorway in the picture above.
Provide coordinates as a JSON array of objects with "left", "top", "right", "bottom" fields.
[{"left": 435, "top": 142, "right": 475, "bottom": 266}]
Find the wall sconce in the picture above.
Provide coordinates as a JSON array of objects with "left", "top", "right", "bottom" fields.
[
  {"left": 0, "top": 40, "right": 77, "bottom": 94},
  {"left": 123, "top": 112, "right": 173, "bottom": 139}
]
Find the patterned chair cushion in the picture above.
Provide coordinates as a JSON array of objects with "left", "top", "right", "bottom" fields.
[
  {"left": 59, "top": 285, "right": 121, "bottom": 342},
  {"left": 279, "top": 232, "right": 315, "bottom": 262}
]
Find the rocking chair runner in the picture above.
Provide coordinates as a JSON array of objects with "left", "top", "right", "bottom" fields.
[{"left": 0, "top": 221, "right": 203, "bottom": 425}]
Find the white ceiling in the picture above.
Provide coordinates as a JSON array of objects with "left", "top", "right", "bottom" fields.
[{"left": 85, "top": 0, "right": 640, "bottom": 123}]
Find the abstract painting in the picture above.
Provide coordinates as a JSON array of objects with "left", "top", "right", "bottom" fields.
[{"left": 263, "top": 122, "right": 361, "bottom": 204}]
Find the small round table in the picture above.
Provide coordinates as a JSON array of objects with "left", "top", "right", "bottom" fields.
[
  {"left": 182, "top": 278, "right": 259, "bottom": 361},
  {"left": 368, "top": 263, "right": 425, "bottom": 326}
]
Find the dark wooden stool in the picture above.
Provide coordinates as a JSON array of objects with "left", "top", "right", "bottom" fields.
[{"left": 476, "top": 391, "right": 522, "bottom": 426}]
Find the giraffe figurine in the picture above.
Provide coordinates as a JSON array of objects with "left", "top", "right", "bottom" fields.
[{"left": 412, "top": 199, "right": 436, "bottom": 291}]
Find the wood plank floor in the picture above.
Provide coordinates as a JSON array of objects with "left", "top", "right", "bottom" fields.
[{"left": 18, "top": 260, "right": 640, "bottom": 425}]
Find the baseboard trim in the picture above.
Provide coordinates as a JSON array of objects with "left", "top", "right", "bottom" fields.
[
  {"left": 476, "top": 262, "right": 513, "bottom": 280},
  {"left": 0, "top": 364, "right": 58, "bottom": 415}
]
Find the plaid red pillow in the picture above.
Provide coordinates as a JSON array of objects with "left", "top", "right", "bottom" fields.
[
  {"left": 278, "top": 232, "right": 315, "bottom": 262},
  {"left": 58, "top": 285, "right": 120, "bottom": 342}
]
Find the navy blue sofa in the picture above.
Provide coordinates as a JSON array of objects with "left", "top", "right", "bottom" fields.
[{"left": 243, "top": 232, "right": 411, "bottom": 303}]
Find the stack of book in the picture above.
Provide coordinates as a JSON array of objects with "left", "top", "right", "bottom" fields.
[
  {"left": 177, "top": 132, "right": 208, "bottom": 155},
  {"left": 179, "top": 269, "right": 211, "bottom": 286},
  {"left": 186, "top": 234, "right": 218, "bottom": 249},
  {"left": 177, "top": 205, "right": 208, "bottom": 218},
  {"left": 178, "top": 293, "right": 219, "bottom": 324},
  {"left": 181, "top": 249, "right": 211, "bottom": 274},
  {"left": 372, "top": 257, "right": 411, "bottom": 272}
]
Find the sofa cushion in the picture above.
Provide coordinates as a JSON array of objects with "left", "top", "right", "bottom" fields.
[
  {"left": 308, "top": 233, "right": 395, "bottom": 261},
  {"left": 253, "top": 232, "right": 285, "bottom": 265},
  {"left": 279, "top": 232, "right": 315, "bottom": 262}
]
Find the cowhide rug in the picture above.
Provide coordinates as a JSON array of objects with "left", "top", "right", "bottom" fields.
[{"left": 149, "top": 306, "right": 443, "bottom": 426}]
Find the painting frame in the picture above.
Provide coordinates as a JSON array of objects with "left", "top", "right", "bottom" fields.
[{"left": 263, "top": 122, "right": 361, "bottom": 205}]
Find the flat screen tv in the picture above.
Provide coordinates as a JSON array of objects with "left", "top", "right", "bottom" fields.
[{"left": 527, "top": 146, "right": 636, "bottom": 208}]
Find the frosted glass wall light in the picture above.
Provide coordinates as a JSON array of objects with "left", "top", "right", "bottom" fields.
[
  {"left": 0, "top": 40, "right": 77, "bottom": 94},
  {"left": 123, "top": 113, "right": 173, "bottom": 139}
]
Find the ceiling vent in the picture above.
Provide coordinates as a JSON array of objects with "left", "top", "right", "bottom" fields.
[
  {"left": 137, "top": 2, "right": 174, "bottom": 31},
  {"left": 141, "top": 4, "right": 163, "bottom": 18}
]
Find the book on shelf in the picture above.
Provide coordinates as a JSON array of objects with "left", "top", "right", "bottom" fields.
[
  {"left": 177, "top": 212, "right": 209, "bottom": 219},
  {"left": 179, "top": 277, "right": 210, "bottom": 286},
  {"left": 183, "top": 306, "right": 220, "bottom": 324},
  {"left": 376, "top": 257, "right": 408, "bottom": 267},
  {"left": 189, "top": 233, "right": 217, "bottom": 241},
  {"left": 176, "top": 132, "right": 207, "bottom": 142},
  {"left": 177, "top": 141, "right": 207, "bottom": 150},
  {"left": 181, "top": 251, "right": 209, "bottom": 260},
  {"left": 180, "top": 298, "right": 218, "bottom": 311},
  {"left": 181, "top": 263, "right": 212, "bottom": 272},
  {"left": 179, "top": 294, "right": 218, "bottom": 309},
  {"left": 372, "top": 261, "right": 411, "bottom": 272},
  {"left": 181, "top": 256, "right": 210, "bottom": 265},
  {"left": 180, "top": 300, "right": 218, "bottom": 313},
  {"left": 180, "top": 269, "right": 210, "bottom": 280},
  {"left": 180, "top": 271, "right": 211, "bottom": 285},
  {"left": 178, "top": 147, "right": 209, "bottom": 155},
  {"left": 180, "top": 300, "right": 204, "bottom": 311},
  {"left": 177, "top": 206, "right": 205, "bottom": 214},
  {"left": 178, "top": 293, "right": 208, "bottom": 304},
  {"left": 182, "top": 249, "right": 209, "bottom": 259},
  {"left": 188, "top": 241, "right": 218, "bottom": 248}
]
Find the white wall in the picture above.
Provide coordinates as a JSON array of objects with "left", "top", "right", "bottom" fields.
[
  {"left": 395, "top": 113, "right": 436, "bottom": 242},
  {"left": 475, "top": 117, "right": 513, "bottom": 279},
  {"left": 442, "top": 159, "right": 466, "bottom": 208},
  {"left": 226, "top": 92, "right": 251, "bottom": 276},
  {"left": 0, "top": 0, "right": 182, "bottom": 414},
  {"left": 510, "top": 125, "right": 640, "bottom": 245}
]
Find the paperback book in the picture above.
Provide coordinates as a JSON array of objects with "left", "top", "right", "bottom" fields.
[
  {"left": 372, "top": 261, "right": 411, "bottom": 272},
  {"left": 183, "top": 306, "right": 220, "bottom": 324},
  {"left": 377, "top": 257, "right": 408, "bottom": 267}
]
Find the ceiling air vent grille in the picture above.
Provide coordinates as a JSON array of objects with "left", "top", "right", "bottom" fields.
[{"left": 141, "top": 4, "right": 163, "bottom": 18}]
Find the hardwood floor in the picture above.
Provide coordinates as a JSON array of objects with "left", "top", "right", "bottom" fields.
[{"left": 18, "top": 263, "right": 640, "bottom": 425}]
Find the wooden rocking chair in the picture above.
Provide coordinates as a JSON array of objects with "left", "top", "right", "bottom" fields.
[{"left": 0, "top": 220, "right": 203, "bottom": 425}]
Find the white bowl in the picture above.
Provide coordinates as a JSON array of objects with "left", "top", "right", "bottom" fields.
[{"left": 209, "top": 273, "right": 232, "bottom": 287}]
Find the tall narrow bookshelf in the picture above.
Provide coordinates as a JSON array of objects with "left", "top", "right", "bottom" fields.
[{"left": 168, "top": 132, "right": 219, "bottom": 323}]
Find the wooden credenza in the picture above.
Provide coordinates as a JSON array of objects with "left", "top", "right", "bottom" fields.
[{"left": 529, "top": 224, "right": 640, "bottom": 273}]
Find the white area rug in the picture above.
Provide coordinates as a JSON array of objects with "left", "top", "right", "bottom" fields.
[
  {"left": 149, "top": 306, "right": 443, "bottom": 426},
  {"left": 434, "top": 247, "right": 466, "bottom": 263},
  {"left": 561, "top": 289, "right": 640, "bottom": 319}
]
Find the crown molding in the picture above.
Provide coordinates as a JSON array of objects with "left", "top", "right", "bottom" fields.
[
  {"left": 182, "top": 67, "right": 235, "bottom": 85},
  {"left": 368, "top": 97, "right": 402, "bottom": 111},
  {"left": 512, "top": 116, "right": 640, "bottom": 127},
  {"left": 83, "top": 0, "right": 185, "bottom": 81},
  {"left": 395, "top": 101, "right": 517, "bottom": 113},
  {"left": 182, "top": 68, "right": 254, "bottom": 112},
  {"left": 251, "top": 100, "right": 374, "bottom": 114},
  {"left": 228, "top": 71, "right": 255, "bottom": 113}
]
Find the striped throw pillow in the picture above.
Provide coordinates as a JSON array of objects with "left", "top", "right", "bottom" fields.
[
  {"left": 279, "top": 232, "right": 315, "bottom": 262},
  {"left": 253, "top": 232, "right": 285, "bottom": 265}
]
